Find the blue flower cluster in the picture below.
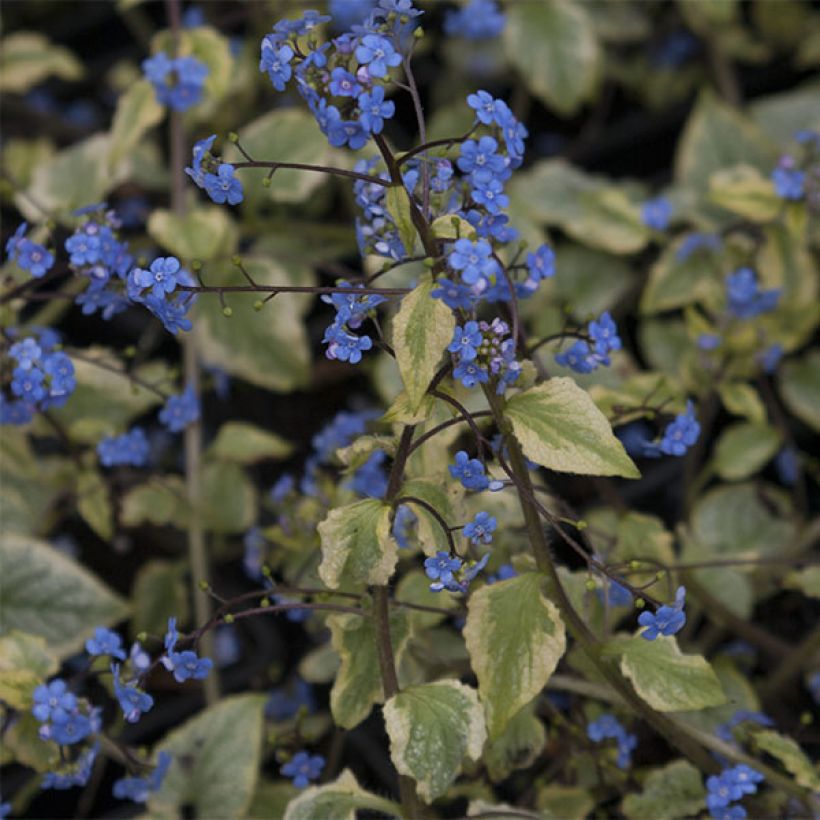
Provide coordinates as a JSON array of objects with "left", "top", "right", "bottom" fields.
[
  {"left": 281, "top": 751, "right": 325, "bottom": 789},
  {"left": 706, "top": 765, "right": 764, "bottom": 819},
  {"left": 5, "top": 222, "right": 54, "bottom": 278},
  {"left": 186, "top": 134, "right": 244, "bottom": 205},
  {"left": 142, "top": 51, "right": 208, "bottom": 111},
  {"left": 444, "top": 0, "right": 505, "bottom": 39},
  {"left": 725, "top": 267, "right": 780, "bottom": 320},
  {"left": 555, "top": 311, "right": 622, "bottom": 374},
  {"left": 322, "top": 281, "right": 386, "bottom": 364},
  {"left": 32, "top": 679, "right": 94, "bottom": 746},
  {"left": 586, "top": 714, "right": 637, "bottom": 769},
  {"left": 448, "top": 318, "right": 521, "bottom": 394},
  {"left": 637, "top": 586, "right": 687, "bottom": 640},
  {"left": 97, "top": 427, "right": 150, "bottom": 468},
  {"left": 2, "top": 330, "right": 75, "bottom": 425},
  {"left": 424, "top": 550, "right": 490, "bottom": 593},
  {"left": 127, "top": 255, "right": 198, "bottom": 335},
  {"left": 258, "top": 4, "right": 414, "bottom": 152},
  {"left": 639, "top": 401, "right": 700, "bottom": 458}
]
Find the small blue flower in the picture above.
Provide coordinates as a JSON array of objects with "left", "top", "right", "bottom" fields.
[
  {"left": 449, "top": 451, "right": 490, "bottom": 491},
  {"left": 659, "top": 401, "right": 700, "bottom": 457},
  {"left": 130, "top": 256, "right": 180, "bottom": 300},
  {"left": 525, "top": 244, "right": 555, "bottom": 282},
  {"left": 638, "top": 586, "right": 687, "bottom": 640},
  {"left": 97, "top": 427, "right": 150, "bottom": 468},
  {"left": 113, "top": 751, "right": 172, "bottom": 803},
  {"left": 448, "top": 321, "right": 483, "bottom": 361},
  {"left": 143, "top": 52, "right": 208, "bottom": 111},
  {"left": 554, "top": 340, "right": 600, "bottom": 374},
  {"left": 444, "top": 0, "right": 505, "bottom": 39},
  {"left": 463, "top": 512, "right": 497, "bottom": 545},
  {"left": 771, "top": 157, "right": 804, "bottom": 200},
  {"left": 159, "top": 387, "right": 200, "bottom": 433},
  {"left": 447, "top": 238, "right": 499, "bottom": 287},
  {"left": 641, "top": 197, "right": 673, "bottom": 231},
  {"left": 85, "top": 627, "right": 127, "bottom": 660},
  {"left": 329, "top": 67, "right": 361, "bottom": 97},
  {"left": 431, "top": 277, "right": 474, "bottom": 310},
  {"left": 9, "top": 338, "right": 42, "bottom": 370},
  {"left": 726, "top": 267, "right": 780, "bottom": 320},
  {"left": 424, "top": 551, "right": 463, "bottom": 592},
  {"left": 32, "top": 679, "right": 77, "bottom": 724},
  {"left": 467, "top": 90, "right": 497, "bottom": 125},
  {"left": 486, "top": 563, "right": 517, "bottom": 584},
  {"left": 204, "top": 163, "right": 244, "bottom": 206},
  {"left": 355, "top": 34, "right": 401, "bottom": 78},
  {"left": 586, "top": 714, "right": 637, "bottom": 769},
  {"left": 266, "top": 677, "right": 315, "bottom": 721},
  {"left": 162, "top": 649, "right": 213, "bottom": 683},
  {"left": 47, "top": 713, "right": 92, "bottom": 746},
  {"left": 458, "top": 136, "right": 507, "bottom": 177},
  {"left": 281, "top": 751, "right": 325, "bottom": 789},
  {"left": 358, "top": 86, "right": 395, "bottom": 134},
  {"left": 16, "top": 238, "right": 54, "bottom": 278},
  {"left": 759, "top": 342, "right": 783, "bottom": 374},
  {"left": 185, "top": 134, "right": 217, "bottom": 187},
  {"left": 588, "top": 311, "right": 621, "bottom": 357},
  {"left": 112, "top": 663, "right": 154, "bottom": 723},
  {"left": 259, "top": 39, "right": 294, "bottom": 91}
]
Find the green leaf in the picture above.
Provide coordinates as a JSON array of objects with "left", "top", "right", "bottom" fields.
[
  {"left": 107, "top": 79, "right": 164, "bottom": 171},
  {"left": 464, "top": 573, "right": 566, "bottom": 738},
  {"left": 752, "top": 730, "right": 820, "bottom": 790},
  {"left": 431, "top": 215, "right": 477, "bottom": 241},
  {"left": 717, "top": 383, "right": 767, "bottom": 424},
  {"left": 194, "top": 256, "right": 312, "bottom": 392},
  {"left": 336, "top": 434, "right": 396, "bottom": 472},
  {"left": 121, "top": 475, "right": 187, "bottom": 528},
  {"left": 392, "top": 279, "right": 455, "bottom": 412},
  {"left": 0, "top": 533, "right": 128, "bottom": 658},
  {"left": 3, "top": 712, "right": 60, "bottom": 773},
  {"left": 130, "top": 561, "right": 189, "bottom": 640},
  {"left": 708, "top": 164, "right": 781, "bottom": 222},
  {"left": 77, "top": 469, "right": 113, "bottom": 540},
  {"left": 383, "top": 679, "right": 487, "bottom": 802},
  {"left": 318, "top": 500, "right": 398, "bottom": 589},
  {"left": 675, "top": 90, "right": 775, "bottom": 216},
  {"left": 327, "top": 609, "right": 414, "bottom": 729},
  {"left": 147, "top": 207, "right": 238, "bottom": 261},
  {"left": 503, "top": 0, "right": 601, "bottom": 116},
  {"left": 150, "top": 694, "right": 266, "bottom": 819},
  {"left": 51, "top": 353, "right": 166, "bottom": 443},
  {"left": 399, "top": 477, "right": 460, "bottom": 556},
  {"left": 712, "top": 422, "right": 781, "bottom": 480},
  {"left": 779, "top": 350, "right": 820, "bottom": 433},
  {"left": 607, "top": 636, "right": 726, "bottom": 712},
  {"left": 692, "top": 567, "right": 754, "bottom": 619},
  {"left": 784, "top": 566, "right": 820, "bottom": 598},
  {"left": 382, "top": 392, "right": 437, "bottom": 425},
  {"left": 621, "top": 760, "right": 705, "bottom": 819},
  {"left": 284, "top": 770, "right": 401, "bottom": 820},
  {"left": 484, "top": 702, "right": 546, "bottom": 782},
  {"left": 552, "top": 243, "right": 635, "bottom": 317},
  {"left": 505, "top": 379, "right": 640, "bottom": 478},
  {"left": 537, "top": 785, "right": 594, "bottom": 820},
  {"left": 226, "top": 108, "right": 332, "bottom": 204},
  {"left": 394, "top": 571, "right": 459, "bottom": 628},
  {"left": 750, "top": 85, "right": 820, "bottom": 145},
  {"left": 248, "top": 781, "right": 298, "bottom": 820},
  {"left": 207, "top": 421, "right": 293, "bottom": 464},
  {"left": 385, "top": 185, "right": 418, "bottom": 255},
  {"left": 0, "top": 32, "right": 83, "bottom": 93},
  {"left": 0, "top": 631, "right": 59, "bottom": 709},
  {"left": 574, "top": 188, "right": 650, "bottom": 254},
  {"left": 201, "top": 462, "right": 256, "bottom": 534}
]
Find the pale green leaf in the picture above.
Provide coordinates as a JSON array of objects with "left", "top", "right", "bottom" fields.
[
  {"left": 399, "top": 477, "right": 460, "bottom": 556},
  {"left": 0, "top": 32, "right": 83, "bottom": 93},
  {"left": 484, "top": 702, "right": 546, "bottom": 782},
  {"left": 752, "top": 730, "right": 820, "bottom": 790},
  {"left": 712, "top": 422, "right": 781, "bottom": 480},
  {"left": 505, "top": 379, "right": 640, "bottom": 478},
  {"left": 150, "top": 695, "right": 266, "bottom": 819},
  {"left": 537, "top": 785, "right": 594, "bottom": 820},
  {"left": 207, "top": 421, "right": 293, "bottom": 464},
  {"left": 465, "top": 573, "right": 565, "bottom": 738},
  {"left": 750, "top": 84, "right": 820, "bottom": 145},
  {"left": 553, "top": 244, "right": 635, "bottom": 317},
  {"left": 431, "top": 215, "right": 477, "bottom": 241},
  {"left": 785, "top": 566, "right": 820, "bottom": 598},
  {"left": 226, "top": 108, "right": 331, "bottom": 204},
  {"left": 336, "top": 434, "right": 396, "bottom": 472},
  {"left": 0, "top": 631, "right": 59, "bottom": 709},
  {"left": 318, "top": 500, "right": 398, "bottom": 589},
  {"left": 383, "top": 679, "right": 487, "bottom": 802},
  {"left": 503, "top": 1, "right": 601, "bottom": 116},
  {"left": 248, "top": 780, "right": 298, "bottom": 820},
  {"left": 708, "top": 164, "right": 782, "bottom": 221},
  {"left": 0, "top": 533, "right": 128, "bottom": 658},
  {"left": 130, "top": 561, "right": 189, "bottom": 639},
  {"left": 717, "top": 383, "right": 767, "bottom": 424},
  {"left": 381, "top": 392, "right": 437, "bottom": 425},
  {"left": 201, "top": 462, "right": 257, "bottom": 534},
  {"left": 574, "top": 188, "right": 650, "bottom": 254},
  {"left": 621, "top": 760, "right": 705, "bottom": 819},
  {"left": 148, "top": 207, "right": 238, "bottom": 261},
  {"left": 394, "top": 571, "right": 459, "bottom": 628},
  {"left": 385, "top": 185, "right": 418, "bottom": 255},
  {"left": 609, "top": 636, "right": 726, "bottom": 712},
  {"left": 108, "top": 79, "right": 164, "bottom": 171},
  {"left": 779, "top": 350, "right": 820, "bottom": 433},
  {"left": 77, "top": 469, "right": 114, "bottom": 540},
  {"left": 327, "top": 609, "right": 414, "bottom": 729},
  {"left": 194, "top": 256, "right": 312, "bottom": 392},
  {"left": 284, "top": 769, "right": 401, "bottom": 820},
  {"left": 2, "top": 712, "right": 60, "bottom": 773},
  {"left": 392, "top": 279, "right": 455, "bottom": 412},
  {"left": 121, "top": 475, "right": 187, "bottom": 528}
]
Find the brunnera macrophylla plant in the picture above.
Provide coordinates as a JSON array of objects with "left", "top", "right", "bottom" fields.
[{"left": 1, "top": 0, "right": 819, "bottom": 818}]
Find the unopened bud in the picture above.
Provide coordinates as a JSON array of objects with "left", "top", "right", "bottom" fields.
[
  {"left": 227, "top": 131, "right": 239, "bottom": 143},
  {"left": 222, "top": 306, "right": 233, "bottom": 317}
]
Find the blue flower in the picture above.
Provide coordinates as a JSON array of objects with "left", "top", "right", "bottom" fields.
[
  {"left": 259, "top": 39, "right": 294, "bottom": 91},
  {"left": 588, "top": 311, "right": 621, "bottom": 357},
  {"left": 676, "top": 231, "right": 721, "bottom": 262},
  {"left": 467, "top": 90, "right": 497, "bottom": 124},
  {"left": 32, "top": 679, "right": 77, "bottom": 724},
  {"left": 431, "top": 277, "right": 474, "bottom": 309},
  {"left": 471, "top": 176, "right": 509, "bottom": 214},
  {"left": 97, "top": 427, "right": 150, "bottom": 468},
  {"left": 463, "top": 512, "right": 496, "bottom": 545},
  {"left": 447, "top": 238, "right": 499, "bottom": 286},
  {"left": 348, "top": 449, "right": 388, "bottom": 498},
  {"left": 454, "top": 360, "right": 490, "bottom": 389},
  {"left": 11, "top": 365, "right": 47, "bottom": 403},
  {"left": 444, "top": 0, "right": 505, "bottom": 39},
  {"left": 281, "top": 751, "right": 325, "bottom": 789},
  {"left": 47, "top": 713, "right": 92, "bottom": 746},
  {"left": 659, "top": 401, "right": 700, "bottom": 457},
  {"left": 638, "top": 586, "right": 687, "bottom": 640},
  {"left": 449, "top": 450, "right": 490, "bottom": 491},
  {"left": 526, "top": 244, "right": 555, "bottom": 283},
  {"left": 555, "top": 340, "right": 600, "bottom": 374},
  {"left": 458, "top": 136, "right": 507, "bottom": 178},
  {"left": 112, "top": 664, "right": 153, "bottom": 723},
  {"left": 266, "top": 678, "right": 315, "bottom": 721},
  {"left": 113, "top": 751, "right": 172, "bottom": 803},
  {"left": 771, "top": 158, "right": 804, "bottom": 200},
  {"left": 204, "top": 163, "right": 244, "bottom": 206},
  {"left": 15, "top": 238, "right": 54, "bottom": 278},
  {"left": 641, "top": 197, "right": 673, "bottom": 231},
  {"left": 323, "top": 322, "right": 373, "bottom": 363},
  {"left": 162, "top": 649, "right": 213, "bottom": 683},
  {"left": 143, "top": 52, "right": 208, "bottom": 111},
  {"left": 448, "top": 321, "right": 483, "bottom": 361},
  {"left": 132, "top": 256, "right": 180, "bottom": 299},
  {"left": 9, "top": 338, "right": 42, "bottom": 370},
  {"left": 355, "top": 34, "right": 401, "bottom": 78},
  {"left": 725, "top": 267, "right": 780, "bottom": 319},
  {"left": 159, "top": 387, "right": 200, "bottom": 433},
  {"left": 392, "top": 504, "right": 416, "bottom": 548},
  {"left": 42, "top": 742, "right": 98, "bottom": 790},
  {"left": 424, "top": 551, "right": 463, "bottom": 592},
  {"left": 358, "top": 86, "right": 395, "bottom": 134},
  {"left": 185, "top": 134, "right": 217, "bottom": 187},
  {"left": 759, "top": 342, "right": 783, "bottom": 374},
  {"left": 586, "top": 714, "right": 637, "bottom": 769},
  {"left": 85, "top": 627, "right": 126, "bottom": 660},
  {"left": 329, "top": 67, "right": 361, "bottom": 97}
]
